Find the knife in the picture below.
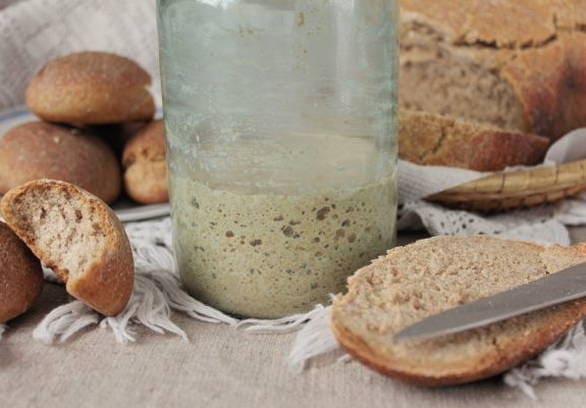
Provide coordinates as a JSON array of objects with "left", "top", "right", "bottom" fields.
[{"left": 394, "top": 262, "right": 586, "bottom": 341}]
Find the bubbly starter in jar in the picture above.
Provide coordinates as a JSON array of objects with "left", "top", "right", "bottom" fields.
[{"left": 159, "top": 0, "right": 399, "bottom": 317}]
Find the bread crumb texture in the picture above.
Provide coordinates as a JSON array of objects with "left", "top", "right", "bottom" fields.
[
  {"left": 332, "top": 236, "right": 586, "bottom": 385},
  {"left": 0, "top": 180, "right": 133, "bottom": 316}
]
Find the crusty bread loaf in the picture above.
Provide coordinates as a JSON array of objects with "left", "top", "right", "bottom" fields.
[
  {"left": 26, "top": 52, "right": 155, "bottom": 124},
  {"left": 0, "top": 221, "right": 43, "bottom": 324},
  {"left": 399, "top": 0, "right": 586, "bottom": 141},
  {"left": 399, "top": 110, "right": 550, "bottom": 171},
  {"left": 332, "top": 236, "right": 586, "bottom": 386},
  {"left": 122, "top": 120, "right": 169, "bottom": 204},
  {"left": 0, "top": 122, "right": 121, "bottom": 204},
  {"left": 1, "top": 180, "right": 134, "bottom": 316}
]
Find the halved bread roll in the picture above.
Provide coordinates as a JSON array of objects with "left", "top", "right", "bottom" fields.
[{"left": 1, "top": 180, "right": 134, "bottom": 316}]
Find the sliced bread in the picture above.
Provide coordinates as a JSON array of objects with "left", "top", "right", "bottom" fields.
[
  {"left": 399, "top": 110, "right": 550, "bottom": 171},
  {"left": 331, "top": 236, "right": 586, "bottom": 386},
  {"left": 0, "top": 221, "right": 43, "bottom": 324},
  {"left": 0, "top": 180, "right": 134, "bottom": 316}
]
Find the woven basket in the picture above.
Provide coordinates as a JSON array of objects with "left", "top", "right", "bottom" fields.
[{"left": 428, "top": 159, "right": 586, "bottom": 212}]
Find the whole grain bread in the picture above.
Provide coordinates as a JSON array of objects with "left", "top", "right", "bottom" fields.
[
  {"left": 399, "top": 0, "right": 586, "bottom": 141},
  {"left": 122, "top": 120, "right": 169, "bottom": 204},
  {"left": 26, "top": 52, "right": 155, "bottom": 125},
  {"left": 0, "top": 122, "right": 121, "bottom": 204},
  {"left": 331, "top": 236, "right": 586, "bottom": 386},
  {"left": 0, "top": 180, "right": 134, "bottom": 316},
  {"left": 399, "top": 110, "right": 550, "bottom": 171},
  {"left": 0, "top": 221, "right": 43, "bottom": 324}
]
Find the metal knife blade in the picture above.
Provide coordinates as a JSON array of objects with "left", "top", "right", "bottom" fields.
[{"left": 394, "top": 262, "right": 586, "bottom": 341}]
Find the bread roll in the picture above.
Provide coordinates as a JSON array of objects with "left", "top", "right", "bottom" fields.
[
  {"left": 122, "top": 120, "right": 169, "bottom": 204},
  {"left": 1, "top": 180, "right": 134, "bottom": 316},
  {"left": 26, "top": 52, "right": 155, "bottom": 125},
  {"left": 0, "top": 122, "right": 121, "bottom": 204},
  {"left": 0, "top": 222, "right": 43, "bottom": 324}
]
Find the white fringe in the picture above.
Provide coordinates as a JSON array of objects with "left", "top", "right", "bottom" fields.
[
  {"left": 32, "top": 217, "right": 316, "bottom": 344},
  {"left": 0, "top": 324, "right": 6, "bottom": 340},
  {"left": 237, "top": 304, "right": 328, "bottom": 334},
  {"left": 288, "top": 305, "right": 340, "bottom": 372},
  {"left": 33, "top": 301, "right": 99, "bottom": 344},
  {"left": 504, "top": 321, "right": 586, "bottom": 399}
]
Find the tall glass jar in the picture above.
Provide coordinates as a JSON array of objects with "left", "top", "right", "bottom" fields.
[{"left": 158, "top": 0, "right": 398, "bottom": 318}]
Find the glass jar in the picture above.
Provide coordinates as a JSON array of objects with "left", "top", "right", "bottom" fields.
[{"left": 158, "top": 0, "right": 398, "bottom": 318}]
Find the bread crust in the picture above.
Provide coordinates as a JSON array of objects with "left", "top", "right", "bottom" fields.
[
  {"left": 0, "top": 222, "right": 43, "bottom": 324},
  {"left": 0, "top": 122, "right": 121, "bottom": 204},
  {"left": 0, "top": 180, "right": 133, "bottom": 316},
  {"left": 502, "top": 32, "right": 586, "bottom": 140},
  {"left": 331, "top": 237, "right": 586, "bottom": 386},
  {"left": 399, "top": 0, "right": 586, "bottom": 141},
  {"left": 122, "top": 120, "right": 169, "bottom": 204},
  {"left": 399, "top": 110, "right": 550, "bottom": 171},
  {"left": 26, "top": 52, "right": 155, "bottom": 125}
]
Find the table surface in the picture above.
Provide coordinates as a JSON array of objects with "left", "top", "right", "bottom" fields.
[{"left": 2, "top": 229, "right": 586, "bottom": 408}]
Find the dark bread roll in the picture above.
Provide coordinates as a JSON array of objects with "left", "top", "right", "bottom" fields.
[
  {"left": 0, "top": 122, "right": 121, "bottom": 204},
  {"left": 0, "top": 222, "right": 43, "bottom": 324},
  {"left": 26, "top": 52, "right": 155, "bottom": 125}
]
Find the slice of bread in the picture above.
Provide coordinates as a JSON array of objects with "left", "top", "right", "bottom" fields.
[
  {"left": 399, "top": 110, "right": 550, "bottom": 171},
  {"left": 122, "top": 120, "right": 169, "bottom": 204},
  {"left": 0, "top": 221, "right": 43, "bottom": 324},
  {"left": 331, "top": 236, "right": 586, "bottom": 386},
  {"left": 0, "top": 180, "right": 134, "bottom": 316}
]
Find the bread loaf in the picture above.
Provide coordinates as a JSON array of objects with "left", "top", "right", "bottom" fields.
[
  {"left": 399, "top": 0, "right": 586, "bottom": 141},
  {"left": 0, "top": 122, "right": 121, "bottom": 204},
  {"left": 26, "top": 52, "right": 155, "bottom": 125},
  {"left": 332, "top": 236, "right": 586, "bottom": 386},
  {"left": 399, "top": 110, "right": 550, "bottom": 171},
  {"left": 1, "top": 180, "right": 134, "bottom": 316},
  {"left": 0, "top": 222, "right": 43, "bottom": 324}
]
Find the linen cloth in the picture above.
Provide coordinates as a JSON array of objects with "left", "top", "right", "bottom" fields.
[{"left": 2, "top": 0, "right": 586, "bottom": 399}]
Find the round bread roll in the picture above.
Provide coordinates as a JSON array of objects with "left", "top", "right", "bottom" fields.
[
  {"left": 26, "top": 52, "right": 155, "bottom": 124},
  {"left": 0, "top": 122, "right": 121, "bottom": 204},
  {"left": 122, "top": 120, "right": 169, "bottom": 204},
  {"left": 0, "top": 221, "right": 43, "bottom": 324},
  {"left": 1, "top": 180, "right": 134, "bottom": 316},
  {"left": 94, "top": 121, "right": 149, "bottom": 158}
]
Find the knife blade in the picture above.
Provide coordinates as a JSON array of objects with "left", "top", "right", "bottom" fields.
[{"left": 394, "top": 262, "right": 586, "bottom": 341}]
